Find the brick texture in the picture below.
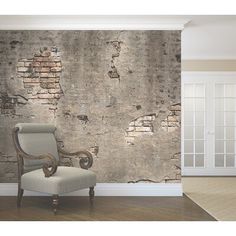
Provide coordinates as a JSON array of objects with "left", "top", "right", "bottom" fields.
[
  {"left": 125, "top": 114, "right": 156, "bottom": 145},
  {"left": 17, "top": 47, "right": 63, "bottom": 108},
  {"left": 0, "top": 30, "right": 181, "bottom": 183},
  {"left": 161, "top": 103, "right": 181, "bottom": 132}
]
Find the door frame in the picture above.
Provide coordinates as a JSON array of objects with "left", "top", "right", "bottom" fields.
[{"left": 182, "top": 71, "right": 236, "bottom": 176}]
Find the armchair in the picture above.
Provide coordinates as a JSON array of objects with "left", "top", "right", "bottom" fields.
[{"left": 12, "top": 123, "right": 96, "bottom": 214}]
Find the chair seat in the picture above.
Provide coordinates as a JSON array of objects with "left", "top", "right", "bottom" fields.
[{"left": 21, "top": 166, "right": 96, "bottom": 195}]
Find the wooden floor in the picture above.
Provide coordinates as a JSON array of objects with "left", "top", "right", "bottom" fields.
[
  {"left": 0, "top": 195, "right": 215, "bottom": 221},
  {"left": 183, "top": 177, "right": 236, "bottom": 221}
]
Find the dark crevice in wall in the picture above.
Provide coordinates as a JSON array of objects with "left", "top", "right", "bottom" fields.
[
  {"left": 77, "top": 115, "right": 89, "bottom": 124},
  {"left": 89, "top": 146, "right": 99, "bottom": 158},
  {"left": 172, "top": 152, "right": 181, "bottom": 159},
  {"left": 107, "top": 40, "right": 122, "bottom": 79},
  {"left": 10, "top": 40, "right": 23, "bottom": 49},
  {"left": 0, "top": 92, "right": 27, "bottom": 115},
  {"left": 128, "top": 179, "right": 158, "bottom": 183}
]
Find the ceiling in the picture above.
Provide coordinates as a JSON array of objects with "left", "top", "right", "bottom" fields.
[{"left": 182, "top": 16, "right": 236, "bottom": 59}]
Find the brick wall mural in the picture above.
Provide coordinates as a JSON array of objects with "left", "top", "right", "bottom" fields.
[{"left": 0, "top": 31, "right": 181, "bottom": 183}]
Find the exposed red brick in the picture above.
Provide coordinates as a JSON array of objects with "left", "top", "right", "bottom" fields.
[
  {"left": 35, "top": 67, "right": 50, "bottom": 73},
  {"left": 37, "top": 94, "right": 55, "bottom": 99},
  {"left": 40, "top": 78, "right": 60, "bottom": 83},
  {"left": 125, "top": 114, "right": 156, "bottom": 145},
  {"left": 24, "top": 62, "right": 32, "bottom": 67},
  {"left": 23, "top": 78, "right": 40, "bottom": 83},
  {"left": 31, "top": 62, "right": 41, "bottom": 67},
  {"left": 40, "top": 72, "right": 60, "bottom": 78},
  {"left": 17, "top": 46, "right": 63, "bottom": 108},
  {"left": 50, "top": 67, "right": 62, "bottom": 72},
  {"left": 40, "top": 62, "right": 57, "bottom": 67}
]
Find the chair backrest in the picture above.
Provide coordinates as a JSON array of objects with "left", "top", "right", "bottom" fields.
[{"left": 15, "top": 123, "right": 59, "bottom": 171}]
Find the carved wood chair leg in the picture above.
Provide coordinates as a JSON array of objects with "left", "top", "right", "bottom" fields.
[
  {"left": 52, "top": 194, "right": 59, "bottom": 214},
  {"left": 17, "top": 187, "right": 24, "bottom": 208},
  {"left": 89, "top": 187, "right": 95, "bottom": 204}
]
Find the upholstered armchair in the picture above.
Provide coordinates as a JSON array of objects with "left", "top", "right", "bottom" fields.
[{"left": 12, "top": 123, "right": 96, "bottom": 214}]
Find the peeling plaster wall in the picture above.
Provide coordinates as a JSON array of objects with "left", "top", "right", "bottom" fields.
[{"left": 0, "top": 31, "right": 181, "bottom": 183}]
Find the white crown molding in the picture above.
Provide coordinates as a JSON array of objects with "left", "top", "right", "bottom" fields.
[
  {"left": 182, "top": 71, "right": 236, "bottom": 77},
  {"left": 182, "top": 56, "right": 236, "bottom": 60},
  {"left": 0, "top": 183, "right": 183, "bottom": 196},
  {"left": 0, "top": 15, "right": 190, "bottom": 30}
]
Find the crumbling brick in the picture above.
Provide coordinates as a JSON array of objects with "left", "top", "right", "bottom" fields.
[
  {"left": 125, "top": 114, "right": 156, "bottom": 145},
  {"left": 161, "top": 103, "right": 181, "bottom": 132},
  {"left": 17, "top": 47, "right": 63, "bottom": 109},
  {"left": 107, "top": 40, "right": 122, "bottom": 79},
  {"left": 0, "top": 93, "right": 28, "bottom": 115}
]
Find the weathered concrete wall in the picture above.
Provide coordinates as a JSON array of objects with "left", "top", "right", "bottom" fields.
[{"left": 0, "top": 30, "right": 181, "bottom": 183}]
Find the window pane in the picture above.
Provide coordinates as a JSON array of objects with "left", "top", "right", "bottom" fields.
[
  {"left": 184, "top": 140, "right": 194, "bottom": 153},
  {"left": 215, "top": 112, "right": 224, "bottom": 126},
  {"left": 195, "top": 154, "right": 204, "bottom": 167},
  {"left": 195, "top": 126, "right": 204, "bottom": 139},
  {"left": 184, "top": 112, "right": 194, "bottom": 126},
  {"left": 215, "top": 140, "right": 224, "bottom": 153},
  {"left": 184, "top": 98, "right": 194, "bottom": 111},
  {"left": 216, "top": 126, "right": 224, "bottom": 139},
  {"left": 226, "top": 140, "right": 234, "bottom": 153},
  {"left": 225, "top": 98, "right": 235, "bottom": 111},
  {"left": 226, "top": 127, "right": 235, "bottom": 140},
  {"left": 195, "top": 140, "right": 204, "bottom": 153},
  {"left": 215, "top": 154, "right": 224, "bottom": 167},
  {"left": 184, "top": 84, "right": 194, "bottom": 97},
  {"left": 195, "top": 112, "right": 204, "bottom": 125},
  {"left": 195, "top": 98, "right": 205, "bottom": 111},
  {"left": 215, "top": 98, "right": 224, "bottom": 111},
  {"left": 225, "top": 112, "right": 235, "bottom": 126},
  {"left": 184, "top": 126, "right": 193, "bottom": 139},
  {"left": 225, "top": 84, "right": 236, "bottom": 97},
  {"left": 215, "top": 84, "right": 224, "bottom": 97},
  {"left": 195, "top": 84, "right": 205, "bottom": 97},
  {"left": 226, "top": 154, "right": 235, "bottom": 167},
  {"left": 184, "top": 154, "right": 194, "bottom": 167}
]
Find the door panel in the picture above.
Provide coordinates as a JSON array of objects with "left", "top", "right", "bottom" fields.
[
  {"left": 183, "top": 83, "right": 206, "bottom": 169},
  {"left": 214, "top": 83, "right": 236, "bottom": 169},
  {"left": 182, "top": 72, "right": 236, "bottom": 176}
]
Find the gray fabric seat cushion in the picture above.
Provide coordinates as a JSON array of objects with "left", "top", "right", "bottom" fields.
[{"left": 21, "top": 166, "right": 96, "bottom": 194}]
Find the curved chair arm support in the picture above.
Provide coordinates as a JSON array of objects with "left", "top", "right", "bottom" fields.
[
  {"left": 57, "top": 146, "right": 93, "bottom": 169},
  {"left": 12, "top": 127, "right": 58, "bottom": 177}
]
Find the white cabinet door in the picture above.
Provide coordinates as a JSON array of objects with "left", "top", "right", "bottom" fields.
[{"left": 182, "top": 72, "right": 236, "bottom": 176}]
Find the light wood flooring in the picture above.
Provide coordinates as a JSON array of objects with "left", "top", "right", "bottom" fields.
[{"left": 183, "top": 177, "right": 236, "bottom": 221}]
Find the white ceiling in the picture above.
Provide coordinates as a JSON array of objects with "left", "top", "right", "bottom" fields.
[
  {"left": 182, "top": 16, "right": 236, "bottom": 59},
  {"left": 0, "top": 15, "right": 235, "bottom": 59}
]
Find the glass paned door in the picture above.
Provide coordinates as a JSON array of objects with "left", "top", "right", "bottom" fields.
[
  {"left": 214, "top": 84, "right": 236, "bottom": 168},
  {"left": 183, "top": 83, "right": 205, "bottom": 168},
  {"left": 182, "top": 73, "right": 236, "bottom": 176}
]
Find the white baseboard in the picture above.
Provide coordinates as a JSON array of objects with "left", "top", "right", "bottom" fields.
[{"left": 0, "top": 183, "right": 183, "bottom": 196}]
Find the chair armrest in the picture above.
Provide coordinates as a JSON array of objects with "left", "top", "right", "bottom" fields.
[
  {"left": 22, "top": 152, "right": 58, "bottom": 177},
  {"left": 12, "top": 127, "right": 58, "bottom": 177},
  {"left": 57, "top": 145, "right": 93, "bottom": 169}
]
